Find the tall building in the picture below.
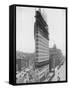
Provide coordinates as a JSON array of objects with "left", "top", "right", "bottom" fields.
[{"left": 34, "top": 9, "right": 49, "bottom": 82}]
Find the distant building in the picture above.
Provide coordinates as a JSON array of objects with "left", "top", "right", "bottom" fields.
[
  {"left": 34, "top": 9, "right": 49, "bottom": 82},
  {"left": 16, "top": 51, "right": 35, "bottom": 72},
  {"left": 16, "top": 54, "right": 27, "bottom": 72},
  {"left": 49, "top": 44, "right": 64, "bottom": 72}
]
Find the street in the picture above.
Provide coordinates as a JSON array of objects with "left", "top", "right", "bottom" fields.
[{"left": 51, "top": 61, "right": 66, "bottom": 81}]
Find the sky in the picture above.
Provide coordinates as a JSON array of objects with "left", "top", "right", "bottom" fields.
[{"left": 16, "top": 7, "right": 66, "bottom": 55}]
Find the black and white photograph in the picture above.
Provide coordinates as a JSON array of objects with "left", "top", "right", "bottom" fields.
[{"left": 16, "top": 6, "right": 67, "bottom": 84}]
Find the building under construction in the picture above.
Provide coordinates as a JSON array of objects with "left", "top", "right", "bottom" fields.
[{"left": 34, "top": 9, "right": 49, "bottom": 82}]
